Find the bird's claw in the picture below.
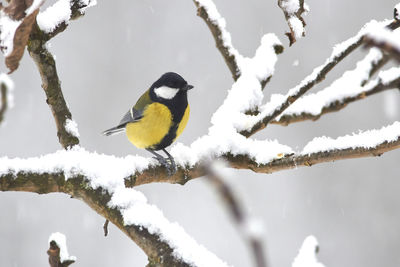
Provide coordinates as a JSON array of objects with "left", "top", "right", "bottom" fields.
[{"left": 152, "top": 156, "right": 177, "bottom": 176}]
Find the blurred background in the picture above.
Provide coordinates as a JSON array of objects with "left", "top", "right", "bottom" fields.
[{"left": 1, "top": 0, "right": 400, "bottom": 266}]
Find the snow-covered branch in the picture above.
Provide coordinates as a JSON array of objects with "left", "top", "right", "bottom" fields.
[
  {"left": 2, "top": 118, "right": 396, "bottom": 187},
  {"left": 273, "top": 50, "right": 398, "bottom": 125},
  {"left": 278, "top": 0, "right": 309, "bottom": 46},
  {"left": 0, "top": 160, "right": 229, "bottom": 267},
  {"left": 38, "top": 0, "right": 97, "bottom": 41},
  {"left": 241, "top": 19, "right": 400, "bottom": 137},
  {"left": 0, "top": 73, "right": 14, "bottom": 125},
  {"left": 192, "top": 0, "right": 241, "bottom": 80},
  {"left": 192, "top": 0, "right": 283, "bottom": 86},
  {"left": 364, "top": 24, "right": 400, "bottom": 62}
]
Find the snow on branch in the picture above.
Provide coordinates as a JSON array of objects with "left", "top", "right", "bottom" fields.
[
  {"left": 109, "top": 187, "right": 229, "bottom": 267},
  {"left": 48, "top": 232, "right": 76, "bottom": 267},
  {"left": 37, "top": 0, "right": 97, "bottom": 40},
  {"left": 273, "top": 49, "right": 399, "bottom": 125},
  {"left": 240, "top": 19, "right": 399, "bottom": 137},
  {"left": 193, "top": 0, "right": 283, "bottom": 86},
  {"left": 292, "top": 236, "right": 325, "bottom": 267},
  {"left": 1, "top": 120, "right": 399, "bottom": 185},
  {"left": 0, "top": 149, "right": 228, "bottom": 267},
  {"left": 364, "top": 24, "right": 400, "bottom": 62},
  {"left": 193, "top": 0, "right": 242, "bottom": 80},
  {"left": 278, "top": 0, "right": 309, "bottom": 46},
  {"left": 0, "top": 73, "right": 14, "bottom": 125},
  {"left": 302, "top": 121, "right": 400, "bottom": 154}
]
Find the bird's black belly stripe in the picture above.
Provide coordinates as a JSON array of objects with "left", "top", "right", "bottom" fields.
[{"left": 149, "top": 88, "right": 188, "bottom": 151}]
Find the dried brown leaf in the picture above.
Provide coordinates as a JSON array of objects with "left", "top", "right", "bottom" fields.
[
  {"left": 5, "top": 9, "right": 38, "bottom": 73},
  {"left": 3, "top": 0, "right": 33, "bottom": 20}
]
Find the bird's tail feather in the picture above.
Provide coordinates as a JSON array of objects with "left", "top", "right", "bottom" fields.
[{"left": 103, "top": 125, "right": 125, "bottom": 136}]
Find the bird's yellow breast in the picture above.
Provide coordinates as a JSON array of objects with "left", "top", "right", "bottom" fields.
[{"left": 126, "top": 103, "right": 172, "bottom": 149}]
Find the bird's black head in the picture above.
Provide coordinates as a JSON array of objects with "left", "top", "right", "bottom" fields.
[
  {"left": 151, "top": 72, "right": 194, "bottom": 101},
  {"left": 153, "top": 72, "right": 194, "bottom": 91}
]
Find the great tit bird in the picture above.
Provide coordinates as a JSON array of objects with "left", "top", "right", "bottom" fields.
[{"left": 103, "top": 72, "right": 193, "bottom": 175}]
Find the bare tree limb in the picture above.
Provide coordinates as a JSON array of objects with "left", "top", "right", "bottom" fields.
[
  {"left": 240, "top": 20, "right": 400, "bottom": 137},
  {"left": 103, "top": 219, "right": 109, "bottom": 237},
  {"left": 27, "top": 23, "right": 79, "bottom": 149},
  {"left": 0, "top": 82, "right": 8, "bottom": 124},
  {"left": 205, "top": 163, "right": 268, "bottom": 267}
]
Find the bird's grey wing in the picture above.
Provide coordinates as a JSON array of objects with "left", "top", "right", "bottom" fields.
[
  {"left": 119, "top": 107, "right": 143, "bottom": 125},
  {"left": 103, "top": 107, "right": 144, "bottom": 136}
]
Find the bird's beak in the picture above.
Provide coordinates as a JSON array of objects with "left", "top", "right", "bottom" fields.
[{"left": 183, "top": 84, "right": 194, "bottom": 91}]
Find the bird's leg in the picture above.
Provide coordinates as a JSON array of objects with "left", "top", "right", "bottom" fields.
[
  {"left": 162, "top": 148, "right": 176, "bottom": 174},
  {"left": 146, "top": 149, "right": 175, "bottom": 175}
]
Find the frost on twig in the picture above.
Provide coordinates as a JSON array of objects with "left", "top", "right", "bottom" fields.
[
  {"left": 0, "top": 73, "right": 14, "bottom": 125},
  {"left": 292, "top": 236, "right": 325, "bottom": 267},
  {"left": 48, "top": 232, "right": 76, "bottom": 267},
  {"left": 205, "top": 162, "right": 267, "bottom": 267},
  {"left": 278, "top": 0, "right": 309, "bottom": 46}
]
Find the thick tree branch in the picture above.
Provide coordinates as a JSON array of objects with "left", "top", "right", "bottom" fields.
[
  {"left": 205, "top": 163, "right": 268, "bottom": 267},
  {"left": 27, "top": 23, "right": 79, "bottom": 148},
  {"left": 0, "top": 174, "right": 205, "bottom": 267},
  {"left": 124, "top": 132, "right": 400, "bottom": 186},
  {"left": 240, "top": 20, "right": 400, "bottom": 137}
]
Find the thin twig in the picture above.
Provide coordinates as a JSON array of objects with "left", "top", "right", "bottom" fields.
[
  {"left": 103, "top": 219, "right": 109, "bottom": 237},
  {"left": 0, "top": 82, "right": 8, "bottom": 124},
  {"left": 205, "top": 163, "right": 268, "bottom": 267}
]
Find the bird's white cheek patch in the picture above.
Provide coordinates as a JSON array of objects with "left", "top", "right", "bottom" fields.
[{"left": 154, "top": 86, "right": 179, "bottom": 99}]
